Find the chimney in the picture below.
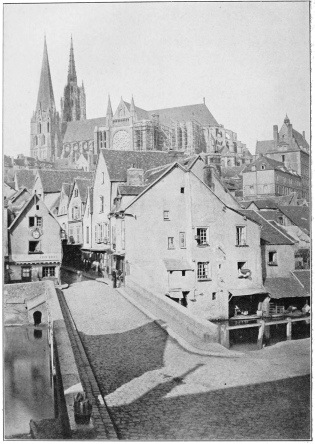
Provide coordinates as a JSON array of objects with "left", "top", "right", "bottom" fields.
[
  {"left": 288, "top": 123, "right": 293, "bottom": 139},
  {"left": 273, "top": 125, "right": 279, "bottom": 144},
  {"left": 303, "top": 131, "right": 305, "bottom": 140},
  {"left": 203, "top": 164, "right": 215, "bottom": 189},
  {"left": 127, "top": 167, "right": 144, "bottom": 186},
  {"left": 203, "top": 97, "right": 205, "bottom": 104}
]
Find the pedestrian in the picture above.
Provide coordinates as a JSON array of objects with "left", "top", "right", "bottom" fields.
[{"left": 112, "top": 269, "right": 117, "bottom": 288}]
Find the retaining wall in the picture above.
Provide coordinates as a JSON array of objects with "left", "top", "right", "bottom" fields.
[{"left": 126, "top": 276, "right": 220, "bottom": 343}]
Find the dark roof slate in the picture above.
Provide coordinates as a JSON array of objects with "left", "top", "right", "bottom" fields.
[
  {"left": 256, "top": 140, "right": 274, "bottom": 155},
  {"left": 118, "top": 185, "right": 147, "bottom": 196},
  {"left": 292, "top": 270, "right": 310, "bottom": 294},
  {"left": 278, "top": 206, "right": 310, "bottom": 233},
  {"left": 75, "top": 178, "right": 93, "bottom": 203},
  {"left": 15, "top": 170, "right": 36, "bottom": 190},
  {"left": 63, "top": 117, "right": 106, "bottom": 143},
  {"left": 148, "top": 103, "right": 218, "bottom": 127},
  {"left": 124, "top": 101, "right": 149, "bottom": 120},
  {"left": 239, "top": 210, "right": 295, "bottom": 245},
  {"left": 102, "top": 150, "right": 182, "bottom": 182},
  {"left": 38, "top": 170, "right": 93, "bottom": 193},
  {"left": 264, "top": 276, "right": 308, "bottom": 299},
  {"left": 292, "top": 129, "right": 309, "bottom": 150}
]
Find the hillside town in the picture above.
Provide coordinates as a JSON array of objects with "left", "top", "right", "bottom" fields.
[{"left": 4, "top": 24, "right": 311, "bottom": 442}]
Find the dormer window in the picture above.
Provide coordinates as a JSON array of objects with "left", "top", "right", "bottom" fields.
[{"left": 261, "top": 164, "right": 266, "bottom": 170}]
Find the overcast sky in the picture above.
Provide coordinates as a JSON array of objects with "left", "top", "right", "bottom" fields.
[{"left": 3, "top": 2, "right": 310, "bottom": 157}]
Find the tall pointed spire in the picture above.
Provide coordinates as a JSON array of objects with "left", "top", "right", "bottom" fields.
[
  {"left": 130, "top": 95, "right": 135, "bottom": 112},
  {"left": 36, "top": 37, "right": 55, "bottom": 111},
  {"left": 68, "top": 36, "right": 77, "bottom": 84},
  {"left": 106, "top": 95, "right": 113, "bottom": 118}
]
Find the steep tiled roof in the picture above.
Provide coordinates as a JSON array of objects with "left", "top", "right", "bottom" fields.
[
  {"left": 63, "top": 117, "right": 106, "bottom": 143},
  {"left": 75, "top": 178, "right": 93, "bottom": 203},
  {"left": 221, "top": 166, "right": 246, "bottom": 179},
  {"left": 118, "top": 185, "right": 147, "bottom": 196},
  {"left": 148, "top": 103, "right": 218, "bottom": 127},
  {"left": 264, "top": 276, "right": 308, "bottom": 299},
  {"left": 102, "top": 150, "right": 183, "bottom": 182},
  {"left": 244, "top": 156, "right": 300, "bottom": 177},
  {"left": 4, "top": 155, "right": 13, "bottom": 167},
  {"left": 292, "top": 270, "right": 310, "bottom": 294},
  {"left": 14, "top": 158, "right": 26, "bottom": 167},
  {"left": 38, "top": 170, "right": 93, "bottom": 193},
  {"left": 268, "top": 221, "right": 296, "bottom": 243},
  {"left": 278, "top": 206, "right": 310, "bottom": 233},
  {"left": 15, "top": 170, "right": 36, "bottom": 190},
  {"left": 239, "top": 210, "right": 295, "bottom": 245},
  {"left": 292, "top": 129, "right": 309, "bottom": 150},
  {"left": 61, "top": 183, "right": 71, "bottom": 197},
  {"left": 4, "top": 181, "right": 15, "bottom": 190},
  {"left": 251, "top": 199, "right": 279, "bottom": 210},
  {"left": 256, "top": 140, "right": 274, "bottom": 155},
  {"left": 124, "top": 101, "right": 149, "bottom": 120}
]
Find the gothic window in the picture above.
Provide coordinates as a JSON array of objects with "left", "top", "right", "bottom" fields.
[
  {"left": 42, "top": 135, "right": 45, "bottom": 144},
  {"left": 35, "top": 136, "right": 38, "bottom": 146},
  {"left": 39, "top": 123, "right": 41, "bottom": 133},
  {"left": 47, "top": 122, "right": 50, "bottom": 133},
  {"left": 99, "top": 131, "right": 107, "bottom": 149}
]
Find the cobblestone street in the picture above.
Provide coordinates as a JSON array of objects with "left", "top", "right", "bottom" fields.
[{"left": 64, "top": 281, "right": 311, "bottom": 440}]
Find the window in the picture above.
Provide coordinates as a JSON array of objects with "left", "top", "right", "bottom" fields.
[
  {"left": 86, "top": 226, "right": 90, "bottom": 244},
  {"left": 42, "top": 266, "right": 55, "bottom": 277},
  {"left": 99, "top": 196, "right": 104, "bottom": 213},
  {"left": 212, "top": 292, "right": 217, "bottom": 300},
  {"left": 180, "top": 187, "right": 185, "bottom": 194},
  {"left": 76, "top": 226, "right": 80, "bottom": 243},
  {"left": 278, "top": 216, "right": 284, "bottom": 225},
  {"left": 237, "top": 261, "right": 247, "bottom": 270},
  {"left": 36, "top": 205, "right": 39, "bottom": 210},
  {"left": 249, "top": 185, "right": 255, "bottom": 194},
  {"left": 236, "top": 226, "right": 246, "bottom": 246},
  {"left": 168, "top": 237, "right": 175, "bottom": 249},
  {"left": 99, "top": 131, "right": 107, "bottom": 149},
  {"left": 100, "top": 223, "right": 104, "bottom": 240},
  {"left": 47, "top": 122, "right": 50, "bottom": 133},
  {"left": 29, "top": 241, "right": 41, "bottom": 253},
  {"left": 197, "top": 262, "right": 209, "bottom": 280},
  {"left": 74, "top": 206, "right": 80, "bottom": 219},
  {"left": 261, "top": 164, "right": 266, "bottom": 170},
  {"left": 29, "top": 216, "right": 42, "bottom": 227},
  {"left": 179, "top": 232, "right": 186, "bottom": 248},
  {"left": 268, "top": 251, "right": 277, "bottom": 265},
  {"left": 95, "top": 225, "right": 99, "bottom": 242},
  {"left": 163, "top": 210, "right": 170, "bottom": 220},
  {"left": 102, "top": 172, "right": 105, "bottom": 184},
  {"left": 182, "top": 271, "right": 186, "bottom": 277},
  {"left": 282, "top": 155, "right": 285, "bottom": 162},
  {"left": 22, "top": 267, "right": 31, "bottom": 278},
  {"left": 74, "top": 189, "right": 78, "bottom": 197},
  {"left": 196, "top": 228, "right": 209, "bottom": 246}
]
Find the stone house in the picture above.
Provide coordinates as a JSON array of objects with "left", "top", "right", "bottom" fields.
[
  {"left": 256, "top": 115, "right": 309, "bottom": 200},
  {"left": 110, "top": 162, "right": 266, "bottom": 320},
  {"left": 242, "top": 156, "right": 302, "bottom": 200},
  {"left": 7, "top": 194, "right": 62, "bottom": 284},
  {"left": 67, "top": 178, "right": 93, "bottom": 245},
  {"left": 56, "top": 183, "right": 72, "bottom": 235}
]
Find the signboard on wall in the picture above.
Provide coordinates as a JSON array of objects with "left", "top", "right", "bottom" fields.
[{"left": 12, "top": 254, "right": 61, "bottom": 263}]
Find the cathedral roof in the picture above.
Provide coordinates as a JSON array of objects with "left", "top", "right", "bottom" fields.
[
  {"left": 14, "top": 170, "right": 36, "bottom": 191},
  {"left": 36, "top": 38, "right": 55, "bottom": 111},
  {"left": 63, "top": 117, "right": 106, "bottom": 143},
  {"left": 148, "top": 103, "right": 218, "bottom": 127},
  {"left": 124, "top": 101, "right": 149, "bottom": 120}
]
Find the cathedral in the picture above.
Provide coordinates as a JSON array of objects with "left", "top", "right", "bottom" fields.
[{"left": 30, "top": 38, "right": 251, "bottom": 167}]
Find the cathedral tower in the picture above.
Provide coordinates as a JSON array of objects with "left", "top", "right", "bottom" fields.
[
  {"left": 60, "top": 37, "right": 86, "bottom": 127},
  {"left": 30, "top": 37, "right": 61, "bottom": 161}
]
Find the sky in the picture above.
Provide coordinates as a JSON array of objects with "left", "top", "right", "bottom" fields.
[{"left": 3, "top": 2, "right": 310, "bottom": 157}]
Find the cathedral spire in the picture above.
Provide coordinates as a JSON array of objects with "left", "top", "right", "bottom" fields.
[
  {"left": 36, "top": 37, "right": 55, "bottom": 111},
  {"left": 106, "top": 95, "right": 113, "bottom": 118},
  {"left": 68, "top": 36, "right": 77, "bottom": 84}
]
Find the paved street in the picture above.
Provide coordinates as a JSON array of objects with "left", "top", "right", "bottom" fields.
[{"left": 64, "top": 281, "right": 311, "bottom": 440}]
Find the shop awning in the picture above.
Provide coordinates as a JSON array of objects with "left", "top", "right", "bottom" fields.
[
  {"left": 163, "top": 259, "right": 193, "bottom": 271},
  {"left": 229, "top": 287, "right": 267, "bottom": 297}
]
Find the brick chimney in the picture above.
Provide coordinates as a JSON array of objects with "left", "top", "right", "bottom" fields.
[
  {"left": 288, "top": 123, "right": 293, "bottom": 139},
  {"left": 127, "top": 167, "right": 144, "bottom": 186},
  {"left": 273, "top": 125, "right": 279, "bottom": 144}
]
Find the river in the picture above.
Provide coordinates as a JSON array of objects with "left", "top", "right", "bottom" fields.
[{"left": 4, "top": 326, "right": 54, "bottom": 437}]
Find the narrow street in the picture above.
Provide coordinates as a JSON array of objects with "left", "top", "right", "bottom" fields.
[{"left": 63, "top": 280, "right": 310, "bottom": 440}]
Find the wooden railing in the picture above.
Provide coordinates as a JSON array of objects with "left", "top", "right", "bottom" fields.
[{"left": 220, "top": 317, "right": 309, "bottom": 349}]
